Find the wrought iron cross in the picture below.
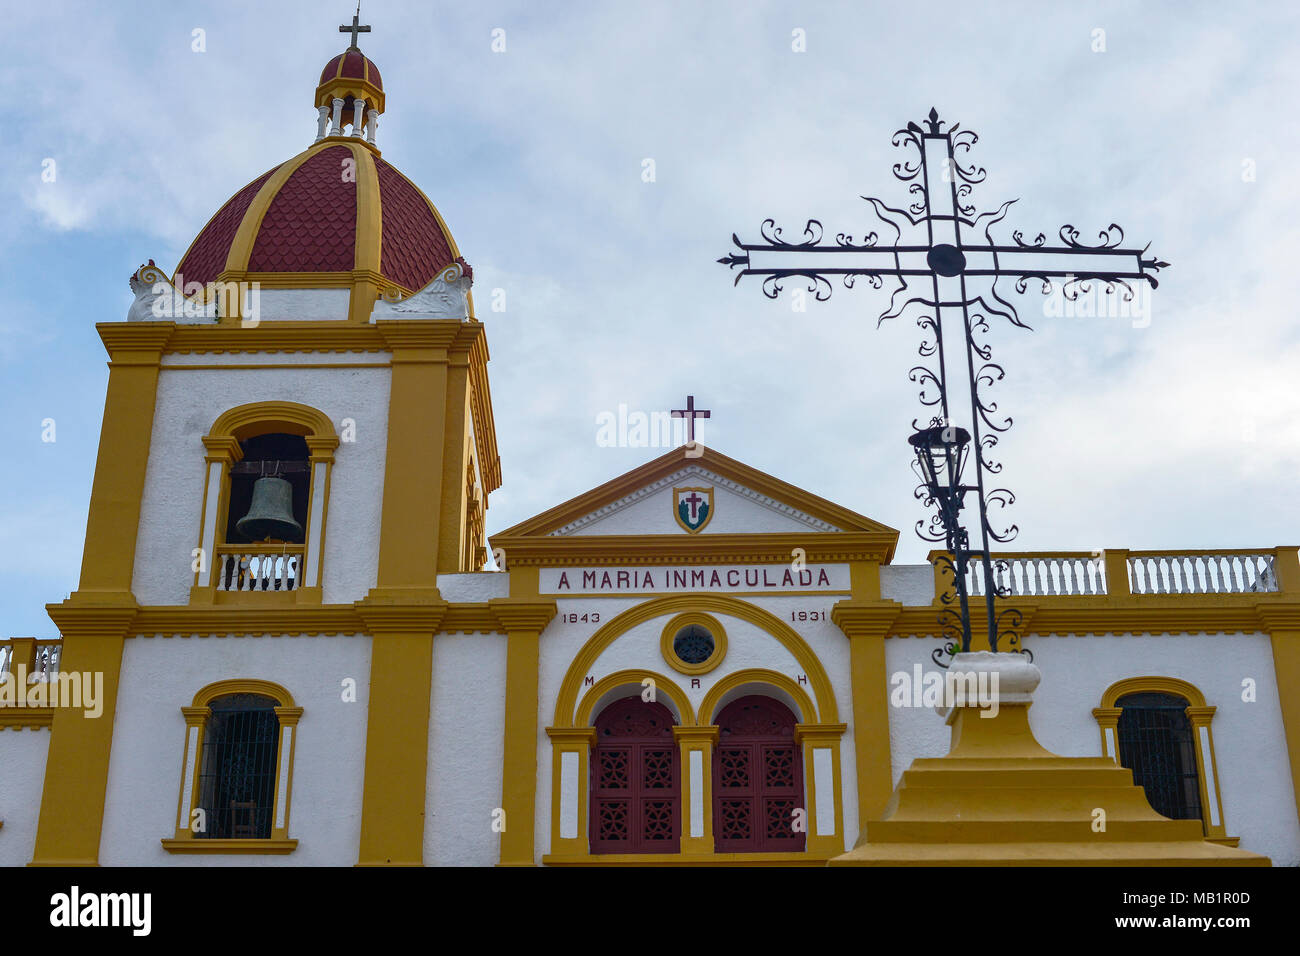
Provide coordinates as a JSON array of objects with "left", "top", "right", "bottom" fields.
[
  {"left": 671, "top": 395, "right": 711, "bottom": 443},
  {"left": 718, "top": 108, "right": 1168, "bottom": 657},
  {"left": 339, "top": 5, "right": 371, "bottom": 49}
]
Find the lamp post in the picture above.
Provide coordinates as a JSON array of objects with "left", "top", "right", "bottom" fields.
[{"left": 718, "top": 109, "right": 1167, "bottom": 661}]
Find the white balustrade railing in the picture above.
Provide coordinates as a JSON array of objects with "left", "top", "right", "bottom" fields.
[
  {"left": 0, "top": 643, "right": 10, "bottom": 676},
  {"left": 967, "top": 554, "right": 1107, "bottom": 597},
  {"left": 215, "top": 548, "right": 302, "bottom": 592},
  {"left": 1127, "top": 552, "right": 1277, "bottom": 595},
  {"left": 0, "top": 641, "right": 62, "bottom": 678}
]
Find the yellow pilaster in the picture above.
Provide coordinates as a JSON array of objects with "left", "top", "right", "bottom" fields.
[
  {"left": 490, "top": 596, "right": 558, "bottom": 866},
  {"left": 673, "top": 724, "right": 719, "bottom": 855},
  {"left": 794, "top": 722, "right": 848, "bottom": 854},
  {"left": 830, "top": 600, "right": 900, "bottom": 837},
  {"left": 32, "top": 323, "right": 167, "bottom": 865}
]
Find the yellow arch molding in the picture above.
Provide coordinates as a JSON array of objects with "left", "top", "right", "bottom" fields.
[
  {"left": 191, "top": 678, "right": 296, "bottom": 709},
  {"left": 574, "top": 669, "right": 695, "bottom": 728},
  {"left": 553, "top": 594, "right": 838, "bottom": 727},
  {"left": 207, "top": 400, "right": 339, "bottom": 444},
  {"left": 1101, "top": 675, "right": 1207, "bottom": 709},
  {"left": 698, "top": 668, "right": 818, "bottom": 726}
]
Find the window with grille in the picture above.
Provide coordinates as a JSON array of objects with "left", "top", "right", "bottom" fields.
[
  {"left": 196, "top": 693, "right": 281, "bottom": 839},
  {"left": 713, "top": 696, "right": 805, "bottom": 853},
  {"left": 590, "top": 697, "right": 679, "bottom": 854},
  {"left": 1115, "top": 691, "right": 1203, "bottom": 826}
]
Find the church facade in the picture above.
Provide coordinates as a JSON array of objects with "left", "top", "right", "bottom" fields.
[{"left": 3, "top": 34, "right": 1300, "bottom": 868}]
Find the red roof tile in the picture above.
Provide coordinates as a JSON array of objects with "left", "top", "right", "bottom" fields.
[
  {"left": 175, "top": 167, "right": 277, "bottom": 286},
  {"left": 375, "top": 157, "right": 454, "bottom": 291},
  {"left": 248, "top": 145, "right": 356, "bottom": 274}
]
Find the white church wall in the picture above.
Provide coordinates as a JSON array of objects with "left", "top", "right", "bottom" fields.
[
  {"left": 247, "top": 288, "right": 351, "bottom": 321},
  {"left": 425, "top": 631, "right": 507, "bottom": 866},
  {"left": 884, "top": 632, "right": 1300, "bottom": 864},
  {"left": 880, "top": 564, "right": 935, "bottom": 605},
  {"left": 0, "top": 728, "right": 50, "bottom": 867},
  {"left": 557, "top": 466, "right": 840, "bottom": 536},
  {"left": 131, "top": 361, "right": 391, "bottom": 606},
  {"left": 436, "top": 572, "right": 510, "bottom": 602},
  {"left": 99, "top": 633, "right": 372, "bottom": 866}
]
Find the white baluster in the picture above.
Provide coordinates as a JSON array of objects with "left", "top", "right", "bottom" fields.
[
  {"left": 315, "top": 105, "right": 330, "bottom": 143},
  {"left": 351, "top": 98, "right": 366, "bottom": 137},
  {"left": 330, "top": 97, "right": 345, "bottom": 136}
]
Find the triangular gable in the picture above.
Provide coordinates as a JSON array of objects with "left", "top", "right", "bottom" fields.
[{"left": 494, "top": 445, "right": 898, "bottom": 543}]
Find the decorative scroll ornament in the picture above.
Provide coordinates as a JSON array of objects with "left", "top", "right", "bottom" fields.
[
  {"left": 127, "top": 260, "right": 217, "bottom": 323},
  {"left": 371, "top": 258, "right": 474, "bottom": 320},
  {"left": 720, "top": 108, "right": 1168, "bottom": 657}
]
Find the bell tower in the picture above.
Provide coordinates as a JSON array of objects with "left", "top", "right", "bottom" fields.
[{"left": 31, "top": 18, "right": 501, "bottom": 865}]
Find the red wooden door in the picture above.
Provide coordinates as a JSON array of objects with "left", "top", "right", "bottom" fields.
[
  {"left": 590, "top": 698, "right": 680, "bottom": 854},
  {"left": 713, "top": 696, "right": 805, "bottom": 853}
]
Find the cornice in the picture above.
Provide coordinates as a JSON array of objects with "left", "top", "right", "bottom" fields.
[
  {"left": 490, "top": 531, "right": 897, "bottom": 568},
  {"left": 831, "top": 600, "right": 904, "bottom": 638},
  {"left": 488, "top": 597, "right": 559, "bottom": 634}
]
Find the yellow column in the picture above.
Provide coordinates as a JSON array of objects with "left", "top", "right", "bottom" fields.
[
  {"left": 491, "top": 595, "right": 557, "bottom": 866},
  {"left": 32, "top": 323, "right": 167, "bottom": 865},
  {"left": 544, "top": 727, "right": 596, "bottom": 859},
  {"left": 830, "top": 600, "right": 900, "bottom": 840},
  {"left": 673, "top": 725, "right": 719, "bottom": 856},
  {"left": 1260, "top": 547, "right": 1300, "bottom": 829},
  {"left": 795, "top": 722, "right": 848, "bottom": 855}
]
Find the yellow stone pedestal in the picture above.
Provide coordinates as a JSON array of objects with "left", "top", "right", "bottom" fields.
[{"left": 831, "top": 652, "right": 1269, "bottom": 866}]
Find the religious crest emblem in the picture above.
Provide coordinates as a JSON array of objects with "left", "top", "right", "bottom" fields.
[{"left": 673, "top": 486, "right": 714, "bottom": 533}]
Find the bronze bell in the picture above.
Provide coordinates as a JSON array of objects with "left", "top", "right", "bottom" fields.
[{"left": 236, "top": 476, "right": 303, "bottom": 542}]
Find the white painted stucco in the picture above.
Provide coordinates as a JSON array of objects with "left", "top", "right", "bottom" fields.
[
  {"left": 425, "top": 631, "right": 506, "bottom": 865},
  {"left": 436, "top": 572, "right": 510, "bottom": 604},
  {"left": 245, "top": 288, "right": 351, "bottom": 321},
  {"left": 131, "top": 363, "right": 391, "bottom": 606},
  {"left": 881, "top": 564, "right": 935, "bottom": 605},
  {"left": 0, "top": 728, "right": 49, "bottom": 866},
  {"left": 99, "top": 633, "right": 372, "bottom": 866},
  {"left": 559, "top": 466, "right": 839, "bottom": 536}
]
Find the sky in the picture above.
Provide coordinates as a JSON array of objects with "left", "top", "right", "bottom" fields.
[{"left": 2, "top": 1, "right": 1298, "bottom": 634}]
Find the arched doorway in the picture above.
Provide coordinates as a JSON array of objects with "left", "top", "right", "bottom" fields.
[
  {"left": 590, "top": 697, "right": 680, "bottom": 854},
  {"left": 713, "top": 696, "right": 805, "bottom": 853}
]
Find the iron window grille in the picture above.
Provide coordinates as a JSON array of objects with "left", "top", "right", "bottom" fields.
[
  {"left": 1115, "top": 692, "right": 1203, "bottom": 826},
  {"left": 196, "top": 693, "right": 281, "bottom": 839}
]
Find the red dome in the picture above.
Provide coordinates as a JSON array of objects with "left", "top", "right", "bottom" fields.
[
  {"left": 319, "top": 48, "right": 383, "bottom": 90},
  {"left": 174, "top": 142, "right": 457, "bottom": 293}
]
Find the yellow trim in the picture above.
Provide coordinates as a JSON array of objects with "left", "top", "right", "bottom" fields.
[
  {"left": 831, "top": 601, "right": 899, "bottom": 834},
  {"left": 575, "top": 669, "right": 695, "bottom": 727},
  {"left": 673, "top": 724, "right": 719, "bottom": 854},
  {"left": 191, "top": 678, "right": 296, "bottom": 709},
  {"left": 166, "top": 679, "right": 300, "bottom": 849},
  {"left": 491, "top": 597, "right": 558, "bottom": 866},
  {"left": 1269, "top": 627, "right": 1300, "bottom": 830},
  {"left": 794, "top": 721, "right": 848, "bottom": 854},
  {"left": 207, "top": 400, "right": 339, "bottom": 444},
  {"left": 223, "top": 145, "right": 321, "bottom": 276},
  {"left": 30, "top": 322, "right": 166, "bottom": 865},
  {"left": 698, "top": 668, "right": 818, "bottom": 726},
  {"left": 162, "top": 839, "right": 298, "bottom": 854},
  {"left": 1094, "top": 676, "right": 1230, "bottom": 842},
  {"left": 554, "top": 594, "right": 838, "bottom": 728},
  {"left": 544, "top": 726, "right": 597, "bottom": 857},
  {"left": 350, "top": 142, "right": 383, "bottom": 323},
  {"left": 660, "top": 612, "right": 727, "bottom": 675}
]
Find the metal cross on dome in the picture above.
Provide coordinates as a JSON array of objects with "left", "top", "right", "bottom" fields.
[
  {"left": 718, "top": 107, "right": 1169, "bottom": 659},
  {"left": 339, "top": 4, "right": 371, "bottom": 49}
]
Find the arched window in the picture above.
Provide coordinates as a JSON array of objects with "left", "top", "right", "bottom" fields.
[
  {"left": 196, "top": 694, "right": 281, "bottom": 839},
  {"left": 1093, "top": 676, "right": 1233, "bottom": 844},
  {"left": 590, "top": 698, "right": 679, "bottom": 854},
  {"left": 1114, "top": 692, "right": 1202, "bottom": 823},
  {"left": 713, "top": 696, "right": 805, "bottom": 853},
  {"left": 162, "top": 679, "right": 302, "bottom": 854},
  {"left": 195, "top": 402, "right": 338, "bottom": 602}
]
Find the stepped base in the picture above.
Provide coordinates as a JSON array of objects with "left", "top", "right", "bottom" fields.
[{"left": 832, "top": 653, "right": 1270, "bottom": 867}]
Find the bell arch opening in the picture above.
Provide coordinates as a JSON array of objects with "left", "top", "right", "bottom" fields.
[{"left": 224, "top": 432, "right": 311, "bottom": 545}]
